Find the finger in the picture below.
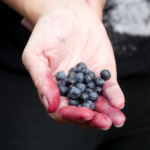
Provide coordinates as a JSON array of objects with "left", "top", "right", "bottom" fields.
[
  {"left": 87, "top": 112, "right": 112, "bottom": 130},
  {"left": 76, "top": 112, "right": 112, "bottom": 131},
  {"left": 22, "top": 46, "right": 60, "bottom": 113},
  {"left": 21, "top": 18, "right": 34, "bottom": 32},
  {"left": 95, "top": 96, "right": 126, "bottom": 127},
  {"left": 103, "top": 79, "right": 125, "bottom": 109},
  {"left": 53, "top": 97, "right": 94, "bottom": 124},
  {"left": 75, "top": 112, "right": 112, "bottom": 130}
]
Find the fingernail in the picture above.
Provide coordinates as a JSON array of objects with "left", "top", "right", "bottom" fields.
[
  {"left": 114, "top": 123, "right": 124, "bottom": 128},
  {"left": 101, "top": 127, "right": 111, "bottom": 131},
  {"left": 120, "top": 103, "right": 125, "bottom": 110},
  {"left": 42, "top": 95, "right": 49, "bottom": 111}
]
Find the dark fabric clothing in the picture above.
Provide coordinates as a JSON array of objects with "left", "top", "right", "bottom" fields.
[
  {"left": 95, "top": 1, "right": 150, "bottom": 149},
  {"left": 0, "top": 1, "right": 150, "bottom": 150},
  {"left": 0, "top": 3, "right": 29, "bottom": 74},
  {"left": 96, "top": 73, "right": 150, "bottom": 150}
]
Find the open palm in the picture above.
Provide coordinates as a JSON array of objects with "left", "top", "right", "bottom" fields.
[{"left": 22, "top": 3, "right": 125, "bottom": 130}]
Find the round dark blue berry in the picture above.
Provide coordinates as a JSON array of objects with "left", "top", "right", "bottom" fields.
[
  {"left": 65, "top": 77, "right": 76, "bottom": 86},
  {"left": 85, "top": 88, "right": 93, "bottom": 94},
  {"left": 89, "top": 92, "right": 98, "bottom": 101},
  {"left": 66, "top": 92, "right": 71, "bottom": 99},
  {"left": 59, "top": 86, "right": 68, "bottom": 96},
  {"left": 85, "top": 75, "right": 92, "bottom": 83},
  {"left": 78, "top": 103, "right": 82, "bottom": 107},
  {"left": 100, "top": 78, "right": 105, "bottom": 87},
  {"left": 57, "top": 80, "right": 66, "bottom": 87},
  {"left": 84, "top": 69, "right": 90, "bottom": 75},
  {"left": 87, "top": 82, "right": 95, "bottom": 89},
  {"left": 95, "top": 77, "right": 105, "bottom": 87},
  {"left": 69, "top": 87, "right": 81, "bottom": 99},
  {"left": 74, "top": 66, "right": 82, "bottom": 73},
  {"left": 67, "top": 72, "right": 76, "bottom": 78},
  {"left": 76, "top": 62, "right": 87, "bottom": 69},
  {"left": 75, "top": 73, "right": 84, "bottom": 83},
  {"left": 90, "top": 103, "right": 95, "bottom": 110},
  {"left": 81, "top": 93, "right": 89, "bottom": 101},
  {"left": 68, "top": 84, "right": 77, "bottom": 91},
  {"left": 76, "top": 83, "right": 86, "bottom": 93},
  {"left": 77, "top": 98, "right": 84, "bottom": 103},
  {"left": 80, "top": 68, "right": 86, "bottom": 74},
  {"left": 100, "top": 69, "right": 111, "bottom": 81},
  {"left": 94, "top": 86, "right": 102, "bottom": 95},
  {"left": 69, "top": 68, "right": 76, "bottom": 73},
  {"left": 87, "top": 71, "right": 95, "bottom": 80},
  {"left": 69, "top": 99, "right": 79, "bottom": 106},
  {"left": 82, "top": 102, "right": 91, "bottom": 109},
  {"left": 56, "top": 71, "right": 66, "bottom": 80},
  {"left": 86, "top": 101, "right": 95, "bottom": 110}
]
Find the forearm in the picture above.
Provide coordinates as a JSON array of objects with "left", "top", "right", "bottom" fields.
[
  {"left": 2, "top": 0, "right": 57, "bottom": 24},
  {"left": 2, "top": 0, "right": 106, "bottom": 24}
]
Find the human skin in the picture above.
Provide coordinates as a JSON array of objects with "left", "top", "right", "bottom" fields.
[{"left": 2, "top": 0, "right": 125, "bottom": 130}]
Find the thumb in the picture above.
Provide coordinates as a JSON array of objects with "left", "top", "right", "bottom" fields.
[{"left": 22, "top": 41, "right": 60, "bottom": 113}]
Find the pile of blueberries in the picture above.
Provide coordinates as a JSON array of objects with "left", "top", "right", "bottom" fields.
[{"left": 56, "top": 62, "right": 111, "bottom": 110}]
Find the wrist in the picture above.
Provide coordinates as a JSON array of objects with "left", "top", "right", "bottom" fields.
[
  {"left": 26, "top": 0, "right": 106, "bottom": 24},
  {"left": 86, "top": 0, "right": 106, "bottom": 19}
]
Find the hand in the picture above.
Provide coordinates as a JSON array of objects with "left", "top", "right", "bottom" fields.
[{"left": 22, "top": 1, "right": 125, "bottom": 130}]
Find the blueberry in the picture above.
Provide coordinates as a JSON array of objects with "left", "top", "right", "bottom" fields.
[
  {"left": 82, "top": 102, "right": 91, "bottom": 109},
  {"left": 69, "top": 99, "right": 79, "bottom": 106},
  {"left": 84, "top": 69, "right": 90, "bottom": 75},
  {"left": 94, "top": 86, "right": 102, "bottom": 95},
  {"left": 95, "top": 77, "right": 105, "bottom": 87},
  {"left": 85, "top": 75, "right": 92, "bottom": 83},
  {"left": 86, "top": 101, "right": 95, "bottom": 110},
  {"left": 100, "top": 69, "right": 111, "bottom": 81},
  {"left": 90, "top": 103, "right": 95, "bottom": 110},
  {"left": 80, "top": 68, "right": 86, "bottom": 74},
  {"left": 89, "top": 92, "right": 98, "bottom": 101},
  {"left": 68, "top": 84, "right": 77, "bottom": 91},
  {"left": 81, "top": 93, "right": 89, "bottom": 101},
  {"left": 69, "top": 68, "right": 76, "bottom": 73},
  {"left": 76, "top": 62, "right": 87, "bottom": 69},
  {"left": 67, "top": 72, "right": 76, "bottom": 78},
  {"left": 87, "top": 82, "right": 95, "bottom": 89},
  {"left": 57, "top": 80, "right": 66, "bottom": 87},
  {"left": 85, "top": 88, "right": 93, "bottom": 94},
  {"left": 76, "top": 83, "right": 86, "bottom": 93},
  {"left": 66, "top": 92, "right": 71, "bottom": 99},
  {"left": 56, "top": 71, "right": 66, "bottom": 80},
  {"left": 59, "top": 86, "right": 68, "bottom": 96},
  {"left": 65, "top": 77, "right": 76, "bottom": 86},
  {"left": 77, "top": 98, "right": 84, "bottom": 103},
  {"left": 75, "top": 66, "right": 83, "bottom": 73},
  {"left": 87, "top": 71, "right": 95, "bottom": 80},
  {"left": 69, "top": 87, "right": 81, "bottom": 99},
  {"left": 99, "top": 78, "right": 105, "bottom": 87},
  {"left": 75, "top": 73, "right": 84, "bottom": 83},
  {"left": 78, "top": 103, "right": 82, "bottom": 107}
]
